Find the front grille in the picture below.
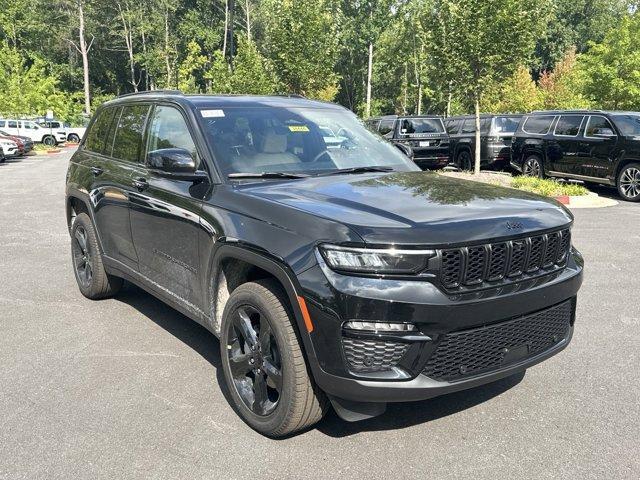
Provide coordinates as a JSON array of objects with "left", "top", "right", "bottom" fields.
[
  {"left": 440, "top": 228, "right": 571, "bottom": 290},
  {"left": 422, "top": 300, "right": 572, "bottom": 381},
  {"left": 342, "top": 338, "right": 408, "bottom": 373}
]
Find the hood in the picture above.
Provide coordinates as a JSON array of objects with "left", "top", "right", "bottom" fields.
[{"left": 237, "top": 171, "right": 573, "bottom": 246}]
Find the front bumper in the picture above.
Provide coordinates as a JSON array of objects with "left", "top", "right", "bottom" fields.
[{"left": 298, "top": 249, "right": 583, "bottom": 403}]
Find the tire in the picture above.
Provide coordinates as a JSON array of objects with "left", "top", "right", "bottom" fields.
[
  {"left": 616, "top": 162, "right": 640, "bottom": 202},
  {"left": 220, "top": 280, "right": 328, "bottom": 437},
  {"left": 68, "top": 133, "right": 80, "bottom": 143},
  {"left": 42, "top": 135, "right": 56, "bottom": 147},
  {"left": 456, "top": 149, "right": 473, "bottom": 171},
  {"left": 522, "top": 154, "right": 544, "bottom": 178},
  {"left": 70, "top": 213, "right": 123, "bottom": 299}
]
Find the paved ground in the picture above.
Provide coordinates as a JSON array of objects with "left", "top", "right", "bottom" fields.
[{"left": 1, "top": 150, "right": 638, "bottom": 480}]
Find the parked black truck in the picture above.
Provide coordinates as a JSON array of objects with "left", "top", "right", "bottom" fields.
[
  {"left": 511, "top": 110, "right": 640, "bottom": 201},
  {"left": 366, "top": 115, "right": 450, "bottom": 170},
  {"left": 65, "top": 92, "right": 583, "bottom": 437},
  {"left": 444, "top": 114, "right": 523, "bottom": 170}
]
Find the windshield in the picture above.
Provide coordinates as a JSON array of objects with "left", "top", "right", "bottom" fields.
[
  {"left": 611, "top": 114, "right": 640, "bottom": 136},
  {"left": 398, "top": 117, "right": 444, "bottom": 136},
  {"left": 492, "top": 116, "right": 521, "bottom": 135},
  {"left": 199, "top": 106, "right": 418, "bottom": 176}
]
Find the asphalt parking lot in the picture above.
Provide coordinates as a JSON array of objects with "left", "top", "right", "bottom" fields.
[{"left": 1, "top": 150, "right": 638, "bottom": 480}]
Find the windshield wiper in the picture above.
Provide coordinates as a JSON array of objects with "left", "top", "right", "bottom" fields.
[
  {"left": 317, "top": 166, "right": 395, "bottom": 176},
  {"left": 228, "top": 172, "right": 310, "bottom": 179}
]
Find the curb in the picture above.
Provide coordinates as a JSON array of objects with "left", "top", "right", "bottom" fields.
[{"left": 554, "top": 192, "right": 618, "bottom": 209}]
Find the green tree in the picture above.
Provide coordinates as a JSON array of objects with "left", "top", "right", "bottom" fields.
[
  {"left": 229, "top": 37, "right": 279, "bottom": 94},
  {"left": 262, "top": 0, "right": 339, "bottom": 100},
  {"left": 539, "top": 48, "right": 590, "bottom": 109},
  {"left": 482, "top": 66, "right": 543, "bottom": 113},
  {"left": 430, "top": 0, "right": 551, "bottom": 173},
  {"left": 578, "top": 13, "right": 640, "bottom": 110}
]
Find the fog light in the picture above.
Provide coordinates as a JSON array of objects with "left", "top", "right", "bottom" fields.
[{"left": 343, "top": 321, "right": 416, "bottom": 332}]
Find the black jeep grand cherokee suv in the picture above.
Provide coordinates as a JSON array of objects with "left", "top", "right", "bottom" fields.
[
  {"left": 65, "top": 92, "right": 583, "bottom": 437},
  {"left": 511, "top": 110, "right": 640, "bottom": 201}
]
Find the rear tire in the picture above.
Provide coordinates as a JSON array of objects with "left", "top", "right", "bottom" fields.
[
  {"left": 456, "top": 149, "right": 473, "bottom": 171},
  {"left": 220, "top": 280, "right": 328, "bottom": 437},
  {"left": 616, "top": 162, "right": 640, "bottom": 202},
  {"left": 68, "top": 133, "right": 80, "bottom": 143},
  {"left": 522, "top": 154, "right": 544, "bottom": 178},
  {"left": 70, "top": 213, "right": 123, "bottom": 299}
]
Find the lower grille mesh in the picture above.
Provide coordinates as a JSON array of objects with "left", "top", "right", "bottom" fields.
[
  {"left": 342, "top": 338, "right": 408, "bottom": 373},
  {"left": 422, "top": 300, "right": 572, "bottom": 381}
]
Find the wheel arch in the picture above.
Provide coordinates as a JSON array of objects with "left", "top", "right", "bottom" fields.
[
  {"left": 614, "top": 157, "right": 640, "bottom": 179},
  {"left": 207, "top": 244, "right": 319, "bottom": 368}
]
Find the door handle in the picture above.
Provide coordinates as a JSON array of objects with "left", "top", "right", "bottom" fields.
[
  {"left": 133, "top": 178, "right": 149, "bottom": 191},
  {"left": 91, "top": 166, "right": 103, "bottom": 176}
]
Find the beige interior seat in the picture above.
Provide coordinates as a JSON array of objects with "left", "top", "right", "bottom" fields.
[{"left": 231, "top": 129, "right": 300, "bottom": 171}]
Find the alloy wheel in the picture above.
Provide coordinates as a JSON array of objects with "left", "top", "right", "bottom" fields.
[
  {"left": 72, "top": 226, "right": 92, "bottom": 287},
  {"left": 523, "top": 157, "right": 541, "bottom": 177},
  {"left": 619, "top": 167, "right": 640, "bottom": 200},
  {"left": 226, "top": 305, "right": 283, "bottom": 416}
]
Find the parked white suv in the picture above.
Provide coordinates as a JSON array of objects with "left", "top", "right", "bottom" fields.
[
  {"left": 0, "top": 119, "right": 66, "bottom": 146},
  {"left": 0, "top": 138, "right": 18, "bottom": 157},
  {"left": 38, "top": 120, "right": 87, "bottom": 143}
]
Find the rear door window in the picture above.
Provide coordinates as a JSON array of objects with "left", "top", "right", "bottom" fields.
[
  {"left": 111, "top": 105, "right": 150, "bottom": 162},
  {"left": 85, "top": 108, "right": 117, "bottom": 154},
  {"left": 8, "top": 121, "right": 17, "bottom": 129},
  {"left": 445, "top": 119, "right": 461, "bottom": 134},
  {"left": 522, "top": 116, "right": 554, "bottom": 135},
  {"left": 554, "top": 115, "right": 584, "bottom": 137},
  {"left": 461, "top": 118, "right": 490, "bottom": 134}
]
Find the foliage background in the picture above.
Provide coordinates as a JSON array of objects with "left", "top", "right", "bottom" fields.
[{"left": 0, "top": 0, "right": 638, "bottom": 124}]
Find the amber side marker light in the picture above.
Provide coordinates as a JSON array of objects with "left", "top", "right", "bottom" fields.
[{"left": 297, "top": 296, "right": 314, "bottom": 333}]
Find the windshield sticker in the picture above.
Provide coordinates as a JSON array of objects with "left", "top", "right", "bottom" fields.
[
  {"left": 288, "top": 125, "right": 310, "bottom": 132},
  {"left": 200, "top": 109, "right": 225, "bottom": 118}
]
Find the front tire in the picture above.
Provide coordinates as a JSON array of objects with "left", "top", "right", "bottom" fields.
[
  {"left": 522, "top": 154, "right": 544, "bottom": 178},
  {"left": 220, "top": 280, "right": 327, "bottom": 437},
  {"left": 616, "top": 163, "right": 640, "bottom": 202},
  {"left": 71, "top": 213, "right": 123, "bottom": 299}
]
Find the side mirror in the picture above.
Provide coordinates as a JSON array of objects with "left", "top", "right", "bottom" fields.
[
  {"left": 592, "top": 128, "right": 616, "bottom": 137},
  {"left": 147, "top": 148, "right": 208, "bottom": 181}
]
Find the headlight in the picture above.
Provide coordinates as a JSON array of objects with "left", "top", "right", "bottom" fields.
[{"left": 318, "top": 244, "right": 433, "bottom": 274}]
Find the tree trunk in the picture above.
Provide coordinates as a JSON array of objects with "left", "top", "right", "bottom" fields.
[
  {"left": 446, "top": 82, "right": 452, "bottom": 117},
  {"left": 77, "top": 1, "right": 91, "bottom": 115},
  {"left": 365, "top": 42, "right": 373, "bottom": 118},
  {"left": 474, "top": 94, "right": 481, "bottom": 175},
  {"left": 118, "top": 5, "right": 138, "bottom": 92},
  {"left": 417, "top": 83, "right": 422, "bottom": 115},
  {"left": 229, "top": 0, "right": 235, "bottom": 67},
  {"left": 164, "top": 7, "right": 172, "bottom": 87},
  {"left": 222, "top": 0, "right": 229, "bottom": 57},
  {"left": 245, "top": 0, "right": 251, "bottom": 41}
]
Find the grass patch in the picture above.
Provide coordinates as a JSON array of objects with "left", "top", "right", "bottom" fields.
[
  {"left": 511, "top": 176, "right": 589, "bottom": 197},
  {"left": 33, "top": 143, "right": 51, "bottom": 151}
]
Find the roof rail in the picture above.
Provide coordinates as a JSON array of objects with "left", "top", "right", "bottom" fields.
[
  {"left": 531, "top": 109, "right": 603, "bottom": 114},
  {"left": 116, "top": 89, "right": 183, "bottom": 99},
  {"left": 273, "top": 93, "right": 306, "bottom": 99}
]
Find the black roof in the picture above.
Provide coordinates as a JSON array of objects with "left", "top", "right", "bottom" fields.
[
  {"left": 368, "top": 114, "right": 444, "bottom": 120},
  {"left": 529, "top": 109, "right": 640, "bottom": 115},
  {"left": 445, "top": 113, "right": 523, "bottom": 120},
  {"left": 103, "top": 91, "right": 343, "bottom": 110}
]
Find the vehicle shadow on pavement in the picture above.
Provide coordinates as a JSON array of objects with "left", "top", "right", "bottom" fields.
[
  {"left": 115, "top": 283, "right": 222, "bottom": 370},
  {"left": 316, "top": 371, "right": 525, "bottom": 437}
]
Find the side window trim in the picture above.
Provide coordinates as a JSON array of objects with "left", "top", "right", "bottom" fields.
[
  {"left": 584, "top": 115, "right": 616, "bottom": 139},
  {"left": 553, "top": 115, "right": 585, "bottom": 138},
  {"left": 105, "top": 107, "right": 123, "bottom": 158}
]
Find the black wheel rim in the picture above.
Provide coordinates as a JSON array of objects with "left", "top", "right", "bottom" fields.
[
  {"left": 523, "top": 158, "right": 541, "bottom": 177},
  {"left": 226, "top": 305, "right": 283, "bottom": 416},
  {"left": 459, "top": 152, "right": 472, "bottom": 171},
  {"left": 72, "top": 226, "right": 93, "bottom": 287},
  {"left": 620, "top": 167, "right": 640, "bottom": 199},
  {"left": 44, "top": 137, "right": 54, "bottom": 146}
]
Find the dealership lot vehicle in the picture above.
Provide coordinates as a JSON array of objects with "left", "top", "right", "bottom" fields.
[
  {"left": 0, "top": 130, "right": 32, "bottom": 156},
  {"left": 366, "top": 115, "right": 450, "bottom": 169},
  {"left": 0, "top": 137, "right": 19, "bottom": 158},
  {"left": 38, "top": 119, "right": 87, "bottom": 143},
  {"left": 65, "top": 92, "right": 583, "bottom": 437},
  {"left": 0, "top": 118, "right": 65, "bottom": 145},
  {"left": 444, "top": 114, "right": 523, "bottom": 170},
  {"left": 511, "top": 110, "right": 640, "bottom": 201}
]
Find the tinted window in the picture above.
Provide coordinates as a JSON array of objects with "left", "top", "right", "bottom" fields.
[
  {"left": 611, "top": 114, "right": 640, "bottom": 136},
  {"left": 85, "top": 108, "right": 116, "bottom": 154},
  {"left": 8, "top": 121, "right": 17, "bottom": 129},
  {"left": 398, "top": 118, "right": 444, "bottom": 135},
  {"left": 461, "top": 118, "right": 490, "bottom": 134},
  {"left": 378, "top": 119, "right": 395, "bottom": 136},
  {"left": 0, "top": 121, "right": 4, "bottom": 127},
  {"left": 554, "top": 115, "right": 584, "bottom": 136},
  {"left": 522, "top": 116, "right": 554, "bottom": 134},
  {"left": 493, "top": 116, "right": 521, "bottom": 135},
  {"left": 147, "top": 105, "right": 198, "bottom": 165},
  {"left": 112, "top": 105, "right": 149, "bottom": 162},
  {"left": 445, "top": 119, "right": 461, "bottom": 134},
  {"left": 585, "top": 116, "right": 615, "bottom": 137}
]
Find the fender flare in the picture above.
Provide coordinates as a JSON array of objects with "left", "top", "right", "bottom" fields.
[{"left": 208, "top": 243, "right": 320, "bottom": 367}]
